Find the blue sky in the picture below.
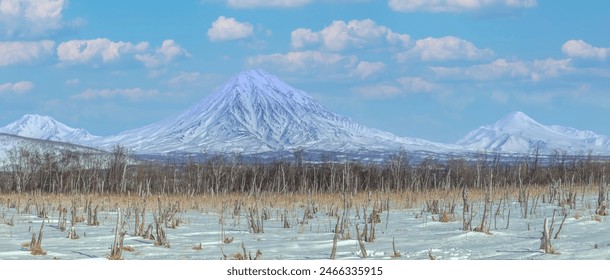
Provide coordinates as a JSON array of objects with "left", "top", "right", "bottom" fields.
[{"left": 1, "top": 0, "right": 610, "bottom": 143}]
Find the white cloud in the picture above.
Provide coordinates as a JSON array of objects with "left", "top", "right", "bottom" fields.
[
  {"left": 433, "top": 58, "right": 528, "bottom": 80},
  {"left": 65, "top": 78, "right": 79, "bottom": 86},
  {"left": 72, "top": 88, "right": 159, "bottom": 101},
  {"left": 207, "top": 16, "right": 254, "bottom": 42},
  {"left": 397, "top": 76, "right": 438, "bottom": 93},
  {"left": 396, "top": 36, "right": 493, "bottom": 62},
  {"left": 291, "top": 28, "right": 320, "bottom": 49},
  {"left": 352, "top": 84, "right": 402, "bottom": 98},
  {"left": 134, "top": 40, "right": 189, "bottom": 68},
  {"left": 432, "top": 58, "right": 571, "bottom": 81},
  {"left": 57, "top": 38, "right": 149, "bottom": 64},
  {"left": 530, "top": 58, "right": 571, "bottom": 81},
  {"left": 291, "top": 19, "right": 410, "bottom": 51},
  {"left": 490, "top": 91, "right": 509, "bottom": 103},
  {"left": 0, "top": 80, "right": 34, "bottom": 94},
  {"left": 167, "top": 71, "right": 201, "bottom": 86},
  {"left": 57, "top": 38, "right": 188, "bottom": 68},
  {"left": 353, "top": 61, "right": 386, "bottom": 79},
  {"left": 225, "top": 0, "right": 311, "bottom": 8},
  {"left": 247, "top": 50, "right": 357, "bottom": 72},
  {"left": 562, "top": 39, "right": 610, "bottom": 61},
  {"left": 0, "top": 40, "right": 54, "bottom": 66},
  {"left": 248, "top": 51, "right": 388, "bottom": 80},
  {"left": 351, "top": 75, "right": 439, "bottom": 98},
  {"left": 388, "top": 0, "right": 537, "bottom": 13},
  {"left": 0, "top": 0, "right": 68, "bottom": 37}
]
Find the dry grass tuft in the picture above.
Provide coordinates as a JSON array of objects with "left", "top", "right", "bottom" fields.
[
  {"left": 30, "top": 246, "right": 46, "bottom": 256},
  {"left": 574, "top": 211, "right": 582, "bottom": 219},
  {"left": 192, "top": 243, "right": 203, "bottom": 250},
  {"left": 232, "top": 253, "right": 245, "bottom": 260},
  {"left": 122, "top": 246, "right": 135, "bottom": 252},
  {"left": 391, "top": 237, "right": 401, "bottom": 258},
  {"left": 439, "top": 212, "right": 453, "bottom": 223}
]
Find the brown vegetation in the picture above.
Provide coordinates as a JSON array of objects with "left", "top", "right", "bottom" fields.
[{"left": 2, "top": 145, "right": 610, "bottom": 259}]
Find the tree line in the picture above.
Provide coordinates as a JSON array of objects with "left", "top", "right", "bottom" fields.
[{"left": 1, "top": 145, "right": 609, "bottom": 195}]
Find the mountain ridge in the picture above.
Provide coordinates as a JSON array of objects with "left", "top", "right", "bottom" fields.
[
  {"left": 90, "top": 69, "right": 459, "bottom": 154},
  {"left": 1, "top": 71, "right": 610, "bottom": 158},
  {"left": 457, "top": 111, "right": 610, "bottom": 154},
  {"left": 0, "top": 114, "right": 99, "bottom": 144}
]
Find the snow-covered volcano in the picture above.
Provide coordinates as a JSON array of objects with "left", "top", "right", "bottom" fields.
[
  {"left": 0, "top": 133, "right": 105, "bottom": 166},
  {"left": 458, "top": 111, "right": 610, "bottom": 155},
  {"left": 95, "top": 69, "right": 454, "bottom": 154},
  {"left": 0, "top": 114, "right": 99, "bottom": 144}
]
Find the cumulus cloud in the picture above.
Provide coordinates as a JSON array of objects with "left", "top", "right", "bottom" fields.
[
  {"left": 395, "top": 36, "right": 493, "bottom": 62},
  {"left": 530, "top": 58, "right": 572, "bottom": 81},
  {"left": 432, "top": 58, "right": 571, "bottom": 81},
  {"left": 225, "top": 0, "right": 311, "bottom": 8},
  {"left": 248, "top": 51, "right": 388, "bottom": 80},
  {"left": 388, "top": 0, "right": 537, "bottom": 13},
  {"left": 247, "top": 50, "right": 357, "bottom": 72},
  {"left": 57, "top": 38, "right": 188, "bottom": 68},
  {"left": 353, "top": 61, "right": 386, "bottom": 79},
  {"left": 0, "top": 0, "right": 70, "bottom": 37},
  {"left": 134, "top": 40, "right": 189, "bottom": 68},
  {"left": 57, "top": 38, "right": 149, "bottom": 64},
  {"left": 207, "top": 16, "right": 254, "bottom": 42},
  {"left": 353, "top": 75, "right": 438, "bottom": 98},
  {"left": 167, "top": 71, "right": 201, "bottom": 86},
  {"left": 397, "top": 76, "right": 438, "bottom": 93},
  {"left": 290, "top": 19, "right": 410, "bottom": 51},
  {"left": 0, "top": 40, "right": 55, "bottom": 66},
  {"left": 72, "top": 88, "right": 159, "bottom": 101},
  {"left": 562, "top": 39, "right": 610, "bottom": 60},
  {"left": 352, "top": 84, "right": 402, "bottom": 98},
  {"left": 0, "top": 81, "right": 34, "bottom": 94},
  {"left": 65, "top": 78, "right": 79, "bottom": 86}
]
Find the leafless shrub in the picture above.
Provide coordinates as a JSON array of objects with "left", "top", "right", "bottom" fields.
[
  {"left": 223, "top": 236, "right": 234, "bottom": 244},
  {"left": 30, "top": 219, "right": 46, "bottom": 256},
  {"left": 391, "top": 237, "right": 401, "bottom": 258},
  {"left": 355, "top": 224, "right": 367, "bottom": 258},
  {"left": 439, "top": 212, "right": 453, "bottom": 223},
  {"left": 192, "top": 243, "right": 203, "bottom": 250},
  {"left": 247, "top": 204, "right": 264, "bottom": 234},
  {"left": 539, "top": 218, "right": 555, "bottom": 254},
  {"left": 108, "top": 209, "right": 126, "bottom": 260}
]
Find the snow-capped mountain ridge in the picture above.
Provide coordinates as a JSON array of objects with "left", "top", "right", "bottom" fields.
[
  {"left": 0, "top": 114, "right": 99, "bottom": 143},
  {"left": 458, "top": 111, "right": 610, "bottom": 154},
  {"left": 0, "top": 133, "right": 106, "bottom": 167},
  {"left": 3, "top": 71, "right": 610, "bottom": 158}
]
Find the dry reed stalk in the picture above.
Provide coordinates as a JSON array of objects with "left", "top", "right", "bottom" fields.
[
  {"left": 192, "top": 243, "right": 203, "bottom": 250},
  {"left": 329, "top": 216, "right": 340, "bottom": 260},
  {"left": 391, "top": 237, "right": 401, "bottom": 258},
  {"left": 553, "top": 213, "right": 568, "bottom": 239},
  {"left": 30, "top": 219, "right": 46, "bottom": 256},
  {"left": 109, "top": 208, "right": 125, "bottom": 260},
  {"left": 355, "top": 224, "right": 367, "bottom": 258},
  {"left": 539, "top": 218, "right": 554, "bottom": 254}
]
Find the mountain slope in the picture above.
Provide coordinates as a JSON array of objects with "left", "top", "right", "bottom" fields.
[
  {"left": 0, "top": 114, "right": 99, "bottom": 143},
  {"left": 95, "top": 69, "right": 456, "bottom": 154},
  {"left": 457, "top": 111, "right": 610, "bottom": 154},
  {"left": 0, "top": 133, "right": 105, "bottom": 167}
]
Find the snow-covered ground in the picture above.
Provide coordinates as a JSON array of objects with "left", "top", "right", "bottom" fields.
[{"left": 1, "top": 194, "right": 608, "bottom": 261}]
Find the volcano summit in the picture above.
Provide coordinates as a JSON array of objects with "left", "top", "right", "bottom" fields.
[{"left": 93, "top": 69, "right": 455, "bottom": 155}]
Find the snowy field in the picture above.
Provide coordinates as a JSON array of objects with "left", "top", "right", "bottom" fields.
[{"left": 1, "top": 193, "right": 608, "bottom": 261}]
